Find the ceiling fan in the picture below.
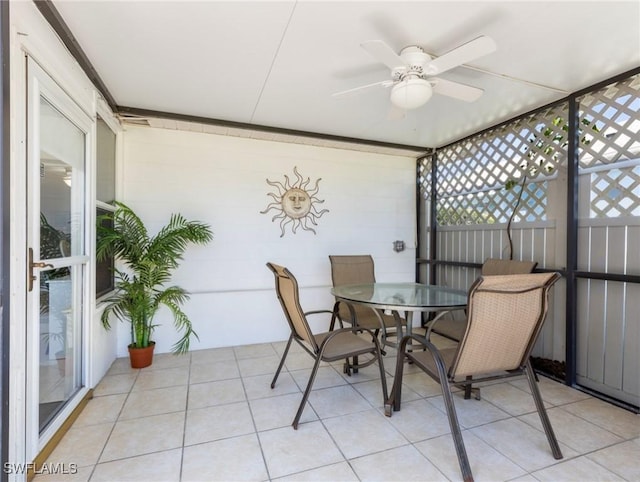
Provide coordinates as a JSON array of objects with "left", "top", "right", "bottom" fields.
[{"left": 334, "top": 36, "right": 497, "bottom": 110}]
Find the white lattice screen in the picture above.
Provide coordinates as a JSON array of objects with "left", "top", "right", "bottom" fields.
[
  {"left": 579, "top": 74, "right": 640, "bottom": 219},
  {"left": 419, "top": 74, "right": 639, "bottom": 224},
  {"left": 589, "top": 165, "right": 640, "bottom": 218},
  {"left": 418, "top": 155, "right": 432, "bottom": 201},
  {"left": 431, "top": 103, "right": 568, "bottom": 226},
  {"left": 434, "top": 181, "right": 549, "bottom": 225}
]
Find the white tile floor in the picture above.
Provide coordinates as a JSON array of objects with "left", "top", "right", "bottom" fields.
[{"left": 36, "top": 334, "right": 639, "bottom": 481}]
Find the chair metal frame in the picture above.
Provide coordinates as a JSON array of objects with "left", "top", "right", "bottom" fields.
[
  {"left": 386, "top": 272, "right": 562, "bottom": 482},
  {"left": 267, "top": 262, "right": 388, "bottom": 429}
]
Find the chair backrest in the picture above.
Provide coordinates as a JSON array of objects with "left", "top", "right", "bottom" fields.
[
  {"left": 450, "top": 272, "right": 560, "bottom": 379},
  {"left": 329, "top": 255, "right": 376, "bottom": 285},
  {"left": 329, "top": 255, "right": 376, "bottom": 323},
  {"left": 267, "top": 262, "right": 318, "bottom": 351},
  {"left": 481, "top": 258, "right": 537, "bottom": 276}
]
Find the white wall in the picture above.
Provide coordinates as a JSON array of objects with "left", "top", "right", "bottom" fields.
[{"left": 117, "top": 126, "right": 418, "bottom": 355}]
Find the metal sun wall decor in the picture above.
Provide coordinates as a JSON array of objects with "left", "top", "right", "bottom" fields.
[{"left": 261, "top": 166, "right": 329, "bottom": 237}]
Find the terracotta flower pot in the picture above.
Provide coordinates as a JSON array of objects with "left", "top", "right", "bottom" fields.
[{"left": 128, "top": 342, "right": 155, "bottom": 368}]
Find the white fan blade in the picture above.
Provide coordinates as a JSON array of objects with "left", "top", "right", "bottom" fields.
[
  {"left": 431, "top": 77, "right": 484, "bottom": 102},
  {"left": 361, "top": 40, "right": 407, "bottom": 70},
  {"left": 429, "top": 35, "right": 496, "bottom": 75},
  {"left": 332, "top": 80, "right": 393, "bottom": 98}
]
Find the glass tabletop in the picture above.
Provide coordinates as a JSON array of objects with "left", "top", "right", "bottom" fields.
[{"left": 331, "top": 282, "right": 467, "bottom": 311}]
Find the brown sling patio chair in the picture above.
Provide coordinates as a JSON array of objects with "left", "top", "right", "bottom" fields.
[
  {"left": 386, "top": 272, "right": 562, "bottom": 482},
  {"left": 427, "top": 258, "right": 538, "bottom": 400},
  {"left": 267, "top": 262, "right": 388, "bottom": 429},
  {"left": 428, "top": 257, "right": 537, "bottom": 342},
  {"left": 329, "top": 255, "right": 407, "bottom": 348}
]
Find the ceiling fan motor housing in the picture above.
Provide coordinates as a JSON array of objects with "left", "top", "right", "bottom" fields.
[
  {"left": 397, "top": 46, "right": 432, "bottom": 79},
  {"left": 388, "top": 46, "right": 435, "bottom": 109}
]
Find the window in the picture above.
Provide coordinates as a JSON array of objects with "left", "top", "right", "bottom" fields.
[
  {"left": 96, "top": 206, "right": 114, "bottom": 297},
  {"left": 96, "top": 115, "right": 116, "bottom": 298}
]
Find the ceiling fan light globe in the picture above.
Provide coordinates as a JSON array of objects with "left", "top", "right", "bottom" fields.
[{"left": 390, "top": 78, "right": 432, "bottom": 110}]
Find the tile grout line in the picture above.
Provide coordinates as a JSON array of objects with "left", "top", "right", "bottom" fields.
[
  {"left": 177, "top": 352, "right": 193, "bottom": 482},
  {"left": 88, "top": 365, "right": 141, "bottom": 480},
  {"left": 241, "top": 342, "right": 275, "bottom": 481}
]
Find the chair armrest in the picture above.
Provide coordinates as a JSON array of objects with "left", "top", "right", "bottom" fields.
[
  {"left": 401, "top": 332, "right": 430, "bottom": 348},
  {"left": 304, "top": 308, "right": 346, "bottom": 332},
  {"left": 303, "top": 309, "right": 334, "bottom": 317}
]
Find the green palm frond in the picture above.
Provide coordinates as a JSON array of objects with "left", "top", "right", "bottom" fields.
[
  {"left": 147, "top": 214, "right": 213, "bottom": 268},
  {"left": 97, "top": 202, "right": 213, "bottom": 354},
  {"left": 163, "top": 298, "right": 198, "bottom": 355},
  {"left": 137, "top": 259, "right": 173, "bottom": 290}
]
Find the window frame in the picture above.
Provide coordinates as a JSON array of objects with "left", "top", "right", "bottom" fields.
[{"left": 94, "top": 107, "right": 119, "bottom": 302}]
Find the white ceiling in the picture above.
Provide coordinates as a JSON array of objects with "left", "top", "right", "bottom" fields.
[{"left": 51, "top": 1, "right": 640, "bottom": 149}]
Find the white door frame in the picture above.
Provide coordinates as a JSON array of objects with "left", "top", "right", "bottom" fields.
[{"left": 24, "top": 57, "right": 93, "bottom": 462}]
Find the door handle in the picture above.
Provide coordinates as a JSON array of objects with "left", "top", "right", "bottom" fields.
[{"left": 28, "top": 247, "right": 54, "bottom": 292}]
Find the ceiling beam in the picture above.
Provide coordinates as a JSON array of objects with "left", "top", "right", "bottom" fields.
[{"left": 33, "top": 0, "right": 118, "bottom": 111}]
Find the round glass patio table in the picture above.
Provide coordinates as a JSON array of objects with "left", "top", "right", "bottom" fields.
[{"left": 331, "top": 282, "right": 468, "bottom": 341}]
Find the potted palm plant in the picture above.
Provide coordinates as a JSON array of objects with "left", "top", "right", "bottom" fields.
[{"left": 97, "top": 202, "right": 213, "bottom": 367}]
